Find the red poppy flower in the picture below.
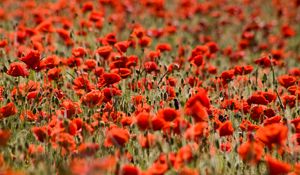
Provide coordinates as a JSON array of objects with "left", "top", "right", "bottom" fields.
[
  {"left": 144, "top": 61, "right": 159, "bottom": 73},
  {"left": 265, "top": 155, "right": 291, "bottom": 175},
  {"left": 177, "top": 144, "right": 197, "bottom": 163},
  {"left": 264, "top": 108, "right": 276, "bottom": 118},
  {"left": 186, "top": 76, "right": 201, "bottom": 87},
  {"left": 151, "top": 116, "right": 166, "bottom": 131},
  {"left": 147, "top": 161, "right": 168, "bottom": 175},
  {"left": 114, "top": 41, "right": 130, "bottom": 53},
  {"left": 81, "top": 90, "right": 103, "bottom": 107},
  {"left": 186, "top": 88, "right": 210, "bottom": 109},
  {"left": 291, "top": 117, "right": 300, "bottom": 132},
  {"left": 191, "top": 55, "right": 204, "bottom": 67},
  {"left": 234, "top": 65, "right": 253, "bottom": 75},
  {"left": 111, "top": 68, "right": 132, "bottom": 78},
  {"left": 249, "top": 104, "right": 266, "bottom": 121},
  {"left": 55, "top": 133, "right": 76, "bottom": 152},
  {"left": 139, "top": 36, "right": 152, "bottom": 47},
  {"left": 40, "top": 55, "right": 60, "bottom": 69},
  {"left": 262, "top": 91, "right": 277, "bottom": 103},
  {"left": 120, "top": 165, "right": 140, "bottom": 175},
  {"left": 98, "top": 73, "right": 121, "bottom": 87},
  {"left": 238, "top": 140, "right": 263, "bottom": 164},
  {"left": 20, "top": 50, "right": 41, "bottom": 70},
  {"left": 255, "top": 123, "right": 288, "bottom": 149},
  {"left": 101, "top": 32, "right": 117, "bottom": 45},
  {"left": 60, "top": 100, "right": 82, "bottom": 118},
  {"left": 147, "top": 50, "right": 161, "bottom": 60},
  {"left": 282, "top": 94, "right": 296, "bottom": 108},
  {"left": 6, "top": 62, "right": 29, "bottom": 77},
  {"left": 219, "top": 121, "right": 234, "bottom": 137},
  {"left": 221, "top": 69, "right": 235, "bottom": 81},
  {"left": 102, "top": 87, "right": 122, "bottom": 102},
  {"left": 186, "top": 101, "right": 209, "bottom": 122},
  {"left": 0, "top": 40, "right": 7, "bottom": 48},
  {"left": 56, "top": 28, "right": 73, "bottom": 46},
  {"left": 72, "top": 47, "right": 86, "bottom": 57},
  {"left": 239, "top": 120, "right": 259, "bottom": 132},
  {"left": 47, "top": 67, "right": 61, "bottom": 81},
  {"left": 221, "top": 99, "right": 241, "bottom": 111},
  {"left": 157, "top": 108, "right": 180, "bottom": 122},
  {"left": 27, "top": 144, "right": 44, "bottom": 155},
  {"left": 96, "top": 45, "right": 113, "bottom": 59},
  {"left": 0, "top": 102, "right": 17, "bottom": 119},
  {"left": 136, "top": 112, "right": 151, "bottom": 130},
  {"left": 32, "top": 126, "right": 48, "bottom": 142},
  {"left": 263, "top": 115, "right": 282, "bottom": 126},
  {"left": 247, "top": 93, "right": 269, "bottom": 105},
  {"left": 278, "top": 75, "right": 296, "bottom": 88},
  {"left": 165, "top": 86, "right": 176, "bottom": 100},
  {"left": 206, "top": 41, "right": 219, "bottom": 54},
  {"left": 281, "top": 24, "right": 296, "bottom": 38},
  {"left": 82, "top": 1, "right": 93, "bottom": 12},
  {"left": 254, "top": 56, "right": 273, "bottom": 68},
  {"left": 104, "top": 127, "right": 130, "bottom": 147},
  {"left": 73, "top": 76, "right": 95, "bottom": 92},
  {"left": 156, "top": 43, "right": 172, "bottom": 52},
  {"left": 83, "top": 59, "right": 97, "bottom": 70}
]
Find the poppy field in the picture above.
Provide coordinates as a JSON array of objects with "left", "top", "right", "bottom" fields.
[{"left": 1, "top": 0, "right": 300, "bottom": 174}]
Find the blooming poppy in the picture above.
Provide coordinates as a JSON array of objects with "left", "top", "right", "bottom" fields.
[
  {"left": 32, "top": 126, "right": 48, "bottom": 142},
  {"left": 191, "top": 55, "right": 204, "bottom": 67},
  {"left": 238, "top": 140, "right": 263, "bottom": 164},
  {"left": 104, "top": 127, "right": 130, "bottom": 147},
  {"left": 98, "top": 73, "right": 121, "bottom": 87},
  {"left": 186, "top": 101, "right": 209, "bottom": 122},
  {"left": 139, "top": 36, "right": 152, "bottom": 47},
  {"left": 144, "top": 61, "right": 159, "bottom": 73},
  {"left": 6, "top": 62, "right": 29, "bottom": 77},
  {"left": 81, "top": 90, "right": 103, "bottom": 107},
  {"left": 247, "top": 93, "right": 269, "bottom": 105},
  {"left": 60, "top": 100, "right": 82, "bottom": 118},
  {"left": 47, "top": 67, "right": 61, "bottom": 81},
  {"left": 185, "top": 88, "right": 210, "bottom": 109},
  {"left": 278, "top": 75, "right": 296, "bottom": 88},
  {"left": 0, "top": 102, "right": 17, "bottom": 119},
  {"left": 111, "top": 68, "right": 132, "bottom": 78},
  {"left": 114, "top": 41, "right": 130, "bottom": 53},
  {"left": 255, "top": 123, "right": 288, "bottom": 149},
  {"left": 72, "top": 47, "right": 86, "bottom": 57},
  {"left": 219, "top": 121, "right": 234, "bottom": 137},
  {"left": 96, "top": 45, "right": 113, "bottom": 59},
  {"left": 151, "top": 116, "right": 166, "bottom": 131},
  {"left": 136, "top": 112, "right": 151, "bottom": 130},
  {"left": 156, "top": 43, "right": 172, "bottom": 52},
  {"left": 20, "top": 50, "right": 41, "bottom": 70},
  {"left": 157, "top": 108, "right": 180, "bottom": 122},
  {"left": 265, "top": 155, "right": 291, "bottom": 175},
  {"left": 73, "top": 75, "right": 95, "bottom": 91},
  {"left": 250, "top": 105, "right": 266, "bottom": 121},
  {"left": 120, "top": 165, "right": 140, "bottom": 175}
]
